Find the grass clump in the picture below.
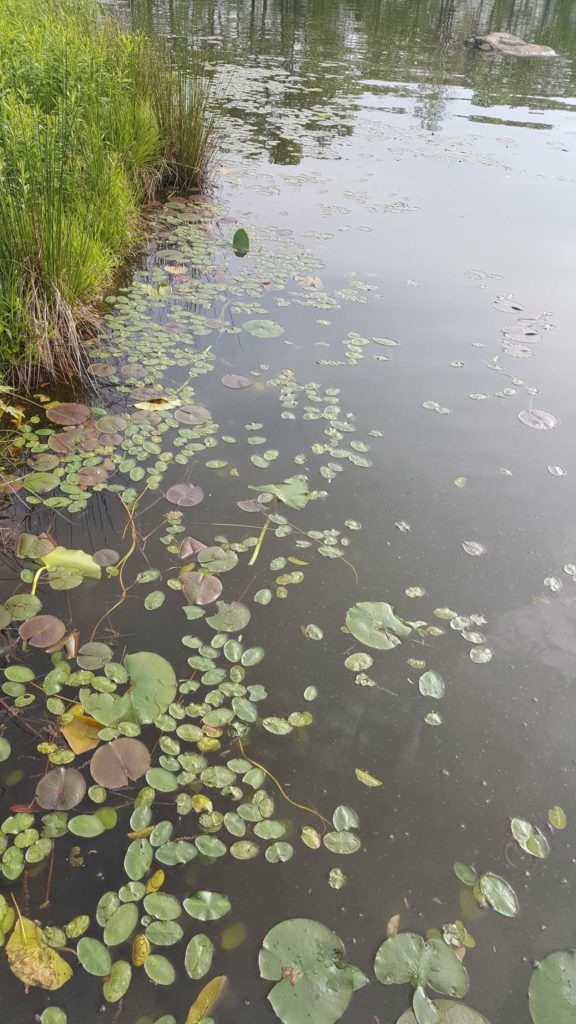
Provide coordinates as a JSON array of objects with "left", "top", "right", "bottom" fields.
[{"left": 0, "top": 0, "right": 215, "bottom": 381}]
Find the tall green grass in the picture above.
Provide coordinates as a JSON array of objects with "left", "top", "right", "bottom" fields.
[{"left": 0, "top": 0, "right": 215, "bottom": 381}]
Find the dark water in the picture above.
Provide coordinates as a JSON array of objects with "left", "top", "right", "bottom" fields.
[{"left": 3, "top": 1, "right": 576, "bottom": 1022}]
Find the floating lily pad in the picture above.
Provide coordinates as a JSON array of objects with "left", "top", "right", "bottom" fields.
[
  {"left": 529, "top": 950, "right": 576, "bottom": 1024},
  {"left": 518, "top": 409, "right": 560, "bottom": 430},
  {"left": 183, "top": 891, "right": 231, "bottom": 921},
  {"left": 77, "top": 937, "right": 112, "bottom": 976},
  {"left": 374, "top": 933, "right": 468, "bottom": 997},
  {"left": 5, "top": 594, "right": 42, "bottom": 621},
  {"left": 510, "top": 817, "right": 549, "bottom": 859},
  {"left": 166, "top": 484, "right": 204, "bottom": 507},
  {"left": 46, "top": 403, "right": 91, "bottom": 425},
  {"left": 222, "top": 374, "right": 251, "bottom": 389},
  {"left": 182, "top": 572, "right": 222, "bottom": 606},
  {"left": 346, "top": 602, "right": 411, "bottom": 650},
  {"left": 35, "top": 767, "right": 86, "bottom": 810},
  {"left": 90, "top": 738, "right": 151, "bottom": 789},
  {"left": 174, "top": 405, "right": 212, "bottom": 425},
  {"left": 243, "top": 319, "right": 284, "bottom": 338},
  {"left": 478, "top": 873, "right": 518, "bottom": 917},
  {"left": 185, "top": 934, "right": 213, "bottom": 980},
  {"left": 397, "top": 1001, "right": 490, "bottom": 1023},
  {"left": 206, "top": 601, "right": 251, "bottom": 632},
  {"left": 259, "top": 918, "right": 360, "bottom": 1024}
]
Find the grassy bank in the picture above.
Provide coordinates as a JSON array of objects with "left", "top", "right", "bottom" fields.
[{"left": 0, "top": 0, "right": 214, "bottom": 381}]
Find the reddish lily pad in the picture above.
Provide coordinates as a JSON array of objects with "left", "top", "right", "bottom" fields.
[
  {"left": 237, "top": 499, "right": 265, "bottom": 513},
  {"left": 174, "top": 405, "right": 212, "bottom": 425},
  {"left": 222, "top": 374, "right": 251, "bottom": 389},
  {"left": 518, "top": 409, "right": 560, "bottom": 430},
  {"left": 93, "top": 548, "right": 120, "bottom": 567},
  {"left": 36, "top": 767, "right": 86, "bottom": 810},
  {"left": 166, "top": 484, "right": 205, "bottom": 507},
  {"left": 88, "top": 362, "right": 115, "bottom": 377},
  {"left": 90, "top": 738, "right": 151, "bottom": 789},
  {"left": 182, "top": 572, "right": 223, "bottom": 606},
  {"left": 18, "top": 615, "right": 66, "bottom": 649},
  {"left": 46, "top": 403, "right": 91, "bottom": 426},
  {"left": 179, "top": 537, "right": 207, "bottom": 559}
]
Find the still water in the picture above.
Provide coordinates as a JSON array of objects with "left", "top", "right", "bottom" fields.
[{"left": 3, "top": 1, "right": 576, "bottom": 1022}]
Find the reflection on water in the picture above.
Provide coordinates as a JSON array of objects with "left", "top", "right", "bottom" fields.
[{"left": 3, "top": 0, "right": 576, "bottom": 1022}]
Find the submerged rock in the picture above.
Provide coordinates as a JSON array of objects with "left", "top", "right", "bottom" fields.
[{"left": 464, "top": 32, "right": 557, "bottom": 57}]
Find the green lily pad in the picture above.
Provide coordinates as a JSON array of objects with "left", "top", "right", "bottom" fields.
[
  {"left": 206, "top": 601, "right": 251, "bottom": 632},
  {"left": 183, "top": 891, "right": 231, "bottom": 921},
  {"left": 249, "top": 476, "right": 310, "bottom": 510},
  {"left": 374, "top": 934, "right": 468, "bottom": 997},
  {"left": 68, "top": 815, "right": 106, "bottom": 838},
  {"left": 419, "top": 671, "right": 445, "bottom": 699},
  {"left": 397, "top": 1001, "right": 490, "bottom": 1023},
  {"left": 144, "top": 893, "right": 181, "bottom": 921},
  {"left": 529, "top": 950, "right": 576, "bottom": 1024},
  {"left": 259, "top": 918, "right": 360, "bottom": 1024},
  {"left": 198, "top": 547, "right": 239, "bottom": 573},
  {"left": 346, "top": 602, "right": 412, "bottom": 650},
  {"left": 243, "top": 319, "right": 284, "bottom": 338},
  {"left": 4, "top": 594, "right": 42, "bottom": 621}
]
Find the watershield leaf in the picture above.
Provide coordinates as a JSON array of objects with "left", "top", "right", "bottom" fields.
[
  {"left": 259, "top": 918, "right": 359, "bottom": 1024},
  {"left": 510, "top": 818, "right": 549, "bottom": 859},
  {"left": 77, "top": 937, "right": 112, "bottom": 976},
  {"left": 103, "top": 960, "right": 132, "bottom": 1002},
  {"left": 103, "top": 905, "right": 138, "bottom": 942},
  {"left": 478, "top": 873, "right": 518, "bottom": 917},
  {"left": 124, "top": 838, "right": 153, "bottom": 880},
  {"left": 185, "top": 975, "right": 228, "bottom": 1023},
  {"left": 41, "top": 1009, "right": 67, "bottom": 1024},
  {"left": 374, "top": 934, "right": 468, "bottom": 997},
  {"left": 346, "top": 602, "right": 411, "bottom": 650},
  {"left": 144, "top": 954, "right": 176, "bottom": 985},
  {"left": 144, "top": 893, "right": 182, "bottom": 920},
  {"left": 6, "top": 917, "right": 73, "bottom": 990},
  {"left": 68, "top": 814, "right": 105, "bottom": 838},
  {"left": 185, "top": 934, "right": 214, "bottom": 980},
  {"left": 243, "top": 319, "right": 284, "bottom": 338},
  {"left": 549, "top": 806, "right": 567, "bottom": 830},
  {"left": 90, "top": 738, "right": 151, "bottom": 788},
  {"left": 144, "top": 590, "right": 165, "bottom": 611},
  {"left": 453, "top": 863, "right": 478, "bottom": 887},
  {"left": 529, "top": 950, "right": 576, "bottom": 1024}
]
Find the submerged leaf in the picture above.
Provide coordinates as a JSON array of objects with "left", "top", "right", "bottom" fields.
[{"left": 185, "top": 975, "right": 228, "bottom": 1023}]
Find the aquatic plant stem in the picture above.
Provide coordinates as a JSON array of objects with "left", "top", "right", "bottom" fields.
[{"left": 237, "top": 738, "right": 331, "bottom": 830}]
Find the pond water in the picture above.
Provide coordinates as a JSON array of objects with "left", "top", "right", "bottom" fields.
[{"left": 2, "top": 1, "right": 576, "bottom": 1022}]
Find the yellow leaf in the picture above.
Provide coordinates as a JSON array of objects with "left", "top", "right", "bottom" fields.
[
  {"left": 133, "top": 397, "right": 181, "bottom": 411},
  {"left": 60, "top": 713, "right": 101, "bottom": 754},
  {"left": 185, "top": 975, "right": 228, "bottom": 1024},
  {"left": 287, "top": 557, "right": 308, "bottom": 565},
  {"left": 454, "top": 477, "right": 467, "bottom": 488},
  {"left": 6, "top": 916, "right": 73, "bottom": 992},
  {"left": 131, "top": 933, "right": 150, "bottom": 966},
  {"left": 191, "top": 795, "right": 213, "bottom": 814},
  {"left": 127, "top": 826, "right": 154, "bottom": 840},
  {"left": 355, "top": 767, "right": 382, "bottom": 787},
  {"left": 145, "top": 869, "right": 165, "bottom": 894}
]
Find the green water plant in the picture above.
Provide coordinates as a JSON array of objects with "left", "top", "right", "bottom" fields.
[{"left": 0, "top": 0, "right": 214, "bottom": 380}]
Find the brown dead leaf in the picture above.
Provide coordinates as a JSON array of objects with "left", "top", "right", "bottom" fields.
[
  {"left": 386, "top": 914, "right": 400, "bottom": 938},
  {"left": 60, "top": 712, "right": 101, "bottom": 754}
]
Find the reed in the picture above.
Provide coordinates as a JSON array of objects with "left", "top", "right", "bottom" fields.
[{"left": 0, "top": 0, "right": 215, "bottom": 382}]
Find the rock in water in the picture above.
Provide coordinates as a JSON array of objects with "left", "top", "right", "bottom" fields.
[{"left": 464, "top": 32, "right": 557, "bottom": 56}]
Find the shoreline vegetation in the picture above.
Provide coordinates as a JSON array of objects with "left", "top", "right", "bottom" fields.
[{"left": 0, "top": 0, "right": 214, "bottom": 383}]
